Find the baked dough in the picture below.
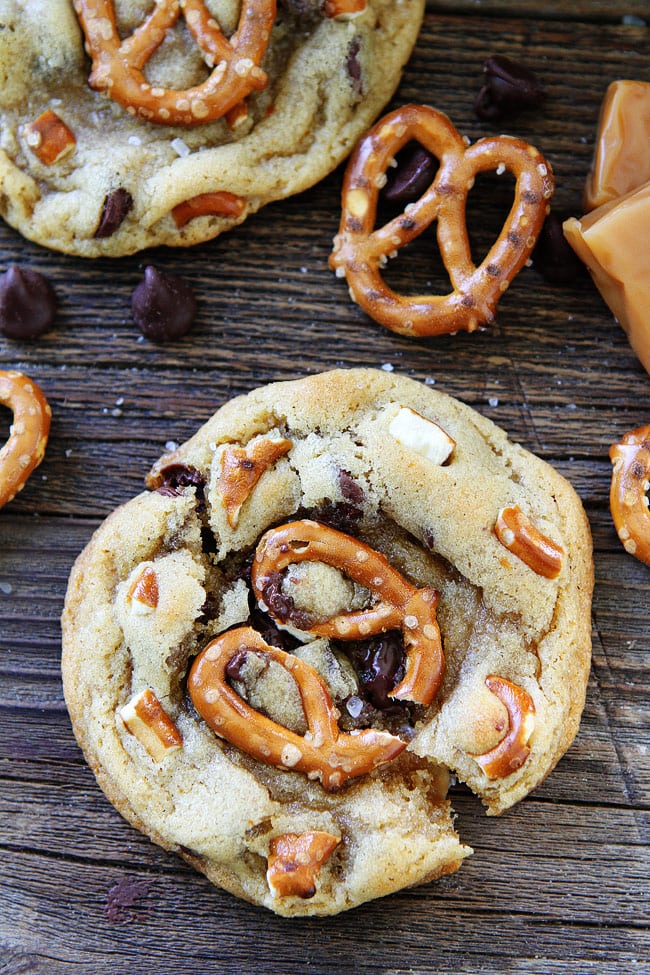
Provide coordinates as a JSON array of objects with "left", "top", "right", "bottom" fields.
[
  {"left": 0, "top": 0, "right": 424, "bottom": 256},
  {"left": 62, "top": 369, "right": 594, "bottom": 915}
]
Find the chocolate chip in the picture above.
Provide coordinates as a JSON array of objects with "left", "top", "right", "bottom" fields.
[
  {"left": 383, "top": 144, "right": 438, "bottom": 205},
  {"left": 338, "top": 470, "right": 365, "bottom": 505},
  {"left": 0, "top": 265, "right": 56, "bottom": 340},
  {"left": 131, "top": 266, "right": 197, "bottom": 343},
  {"left": 347, "top": 38, "right": 363, "bottom": 97},
  {"left": 260, "top": 572, "right": 312, "bottom": 631},
  {"left": 532, "top": 212, "right": 583, "bottom": 285},
  {"left": 155, "top": 463, "right": 205, "bottom": 500},
  {"left": 225, "top": 649, "right": 249, "bottom": 682},
  {"left": 474, "top": 55, "right": 545, "bottom": 123},
  {"left": 347, "top": 633, "right": 406, "bottom": 710},
  {"left": 94, "top": 188, "right": 133, "bottom": 238}
]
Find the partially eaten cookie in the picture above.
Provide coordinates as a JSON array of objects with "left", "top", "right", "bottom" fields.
[{"left": 62, "top": 369, "right": 594, "bottom": 915}]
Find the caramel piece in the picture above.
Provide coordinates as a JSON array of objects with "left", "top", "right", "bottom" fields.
[
  {"left": 584, "top": 81, "right": 650, "bottom": 211},
  {"left": 564, "top": 187, "right": 650, "bottom": 374}
]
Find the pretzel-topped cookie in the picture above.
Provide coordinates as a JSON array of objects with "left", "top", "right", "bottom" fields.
[
  {"left": 329, "top": 103, "right": 554, "bottom": 336},
  {"left": 251, "top": 519, "right": 444, "bottom": 706},
  {"left": 73, "top": 0, "right": 275, "bottom": 126}
]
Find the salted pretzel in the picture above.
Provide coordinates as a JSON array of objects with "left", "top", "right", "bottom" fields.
[
  {"left": 0, "top": 371, "right": 51, "bottom": 510},
  {"left": 251, "top": 519, "right": 444, "bottom": 706},
  {"left": 188, "top": 627, "right": 406, "bottom": 790},
  {"left": 329, "top": 103, "right": 554, "bottom": 337},
  {"left": 73, "top": 0, "right": 275, "bottom": 126},
  {"left": 609, "top": 424, "right": 650, "bottom": 567},
  {"left": 472, "top": 676, "right": 536, "bottom": 779}
]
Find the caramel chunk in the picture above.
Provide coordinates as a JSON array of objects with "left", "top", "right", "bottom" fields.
[
  {"left": 564, "top": 187, "right": 650, "bottom": 374},
  {"left": 584, "top": 80, "right": 650, "bottom": 211}
]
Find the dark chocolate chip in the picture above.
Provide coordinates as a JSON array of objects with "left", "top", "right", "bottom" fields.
[
  {"left": 338, "top": 470, "right": 365, "bottom": 505},
  {"left": 0, "top": 265, "right": 56, "bottom": 340},
  {"left": 347, "top": 37, "right": 363, "bottom": 97},
  {"left": 131, "top": 266, "right": 197, "bottom": 343},
  {"left": 347, "top": 632, "right": 406, "bottom": 710},
  {"left": 225, "top": 649, "right": 249, "bottom": 682},
  {"left": 532, "top": 212, "right": 583, "bottom": 285},
  {"left": 94, "top": 188, "right": 133, "bottom": 238},
  {"left": 260, "top": 572, "right": 312, "bottom": 631},
  {"left": 155, "top": 463, "right": 205, "bottom": 501},
  {"left": 474, "top": 55, "right": 545, "bottom": 123},
  {"left": 383, "top": 144, "right": 438, "bottom": 205}
]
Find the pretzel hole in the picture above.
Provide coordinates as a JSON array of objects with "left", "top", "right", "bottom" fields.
[
  {"left": 380, "top": 218, "right": 455, "bottom": 299},
  {"left": 226, "top": 648, "right": 309, "bottom": 735},
  {"left": 465, "top": 170, "right": 518, "bottom": 267}
]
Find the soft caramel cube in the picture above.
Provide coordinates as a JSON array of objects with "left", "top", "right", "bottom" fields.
[
  {"left": 584, "top": 81, "right": 650, "bottom": 211},
  {"left": 564, "top": 186, "right": 650, "bottom": 374}
]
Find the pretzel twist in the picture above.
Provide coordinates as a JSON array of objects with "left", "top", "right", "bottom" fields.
[
  {"left": 188, "top": 627, "right": 406, "bottom": 790},
  {"left": 329, "top": 103, "right": 554, "bottom": 337},
  {"left": 609, "top": 425, "right": 650, "bottom": 566},
  {"left": 73, "top": 0, "right": 275, "bottom": 126},
  {"left": 0, "top": 371, "right": 51, "bottom": 509},
  {"left": 251, "top": 520, "right": 444, "bottom": 706}
]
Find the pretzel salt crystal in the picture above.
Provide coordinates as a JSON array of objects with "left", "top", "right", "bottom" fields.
[
  {"left": 188, "top": 627, "right": 406, "bottom": 790},
  {"left": 329, "top": 103, "right": 554, "bottom": 337},
  {"left": 251, "top": 520, "right": 444, "bottom": 706},
  {"left": 73, "top": 0, "right": 275, "bottom": 126},
  {"left": 0, "top": 371, "right": 51, "bottom": 509},
  {"left": 609, "top": 424, "right": 650, "bottom": 566},
  {"left": 473, "top": 676, "right": 535, "bottom": 778}
]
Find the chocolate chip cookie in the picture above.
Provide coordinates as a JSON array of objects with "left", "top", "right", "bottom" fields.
[
  {"left": 0, "top": 0, "right": 424, "bottom": 256},
  {"left": 62, "top": 369, "right": 593, "bottom": 915}
]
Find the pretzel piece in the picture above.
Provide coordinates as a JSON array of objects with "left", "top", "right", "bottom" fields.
[
  {"left": 472, "top": 676, "right": 536, "bottom": 778},
  {"left": 119, "top": 688, "right": 183, "bottom": 762},
  {"left": 251, "top": 520, "right": 444, "bottom": 706},
  {"left": 609, "top": 424, "right": 650, "bottom": 566},
  {"left": 171, "top": 192, "right": 247, "bottom": 228},
  {"left": 329, "top": 103, "right": 554, "bottom": 337},
  {"left": 73, "top": 0, "right": 275, "bottom": 126},
  {"left": 0, "top": 371, "right": 51, "bottom": 509},
  {"left": 216, "top": 435, "right": 292, "bottom": 528},
  {"left": 188, "top": 627, "right": 406, "bottom": 790},
  {"left": 24, "top": 110, "right": 76, "bottom": 166},
  {"left": 494, "top": 505, "right": 564, "bottom": 579},
  {"left": 267, "top": 831, "right": 340, "bottom": 899}
]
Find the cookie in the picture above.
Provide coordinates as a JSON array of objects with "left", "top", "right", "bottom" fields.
[
  {"left": 62, "top": 369, "right": 593, "bottom": 916},
  {"left": 0, "top": 0, "right": 424, "bottom": 257}
]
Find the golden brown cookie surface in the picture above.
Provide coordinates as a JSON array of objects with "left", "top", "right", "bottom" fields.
[
  {"left": 0, "top": 0, "right": 423, "bottom": 256},
  {"left": 62, "top": 369, "right": 593, "bottom": 915}
]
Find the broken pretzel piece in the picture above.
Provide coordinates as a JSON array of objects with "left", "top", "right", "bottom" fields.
[
  {"left": 329, "top": 103, "right": 553, "bottom": 337},
  {"left": 119, "top": 688, "right": 183, "bottom": 763},
  {"left": 24, "top": 110, "right": 76, "bottom": 166},
  {"left": 216, "top": 435, "right": 293, "bottom": 528},
  {"left": 609, "top": 424, "right": 650, "bottom": 566},
  {"left": 472, "top": 676, "right": 535, "bottom": 778},
  {"left": 494, "top": 504, "right": 564, "bottom": 579},
  {"left": 267, "top": 830, "right": 340, "bottom": 899},
  {"left": 172, "top": 192, "right": 247, "bottom": 229},
  {"left": 188, "top": 627, "right": 406, "bottom": 790}
]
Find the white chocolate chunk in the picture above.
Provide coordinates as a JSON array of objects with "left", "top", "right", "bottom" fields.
[{"left": 388, "top": 406, "right": 455, "bottom": 465}]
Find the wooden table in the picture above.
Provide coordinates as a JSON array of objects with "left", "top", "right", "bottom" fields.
[{"left": 1, "top": 2, "right": 649, "bottom": 972}]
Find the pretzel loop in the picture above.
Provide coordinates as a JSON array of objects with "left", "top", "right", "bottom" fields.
[
  {"left": 73, "top": 0, "right": 275, "bottom": 126},
  {"left": 609, "top": 425, "right": 650, "bottom": 566},
  {"left": 329, "top": 103, "right": 554, "bottom": 336},
  {"left": 188, "top": 627, "right": 407, "bottom": 790},
  {"left": 0, "top": 371, "right": 51, "bottom": 509},
  {"left": 251, "top": 519, "right": 444, "bottom": 706}
]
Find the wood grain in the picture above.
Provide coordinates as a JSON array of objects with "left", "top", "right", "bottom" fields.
[{"left": 1, "top": 4, "right": 649, "bottom": 974}]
